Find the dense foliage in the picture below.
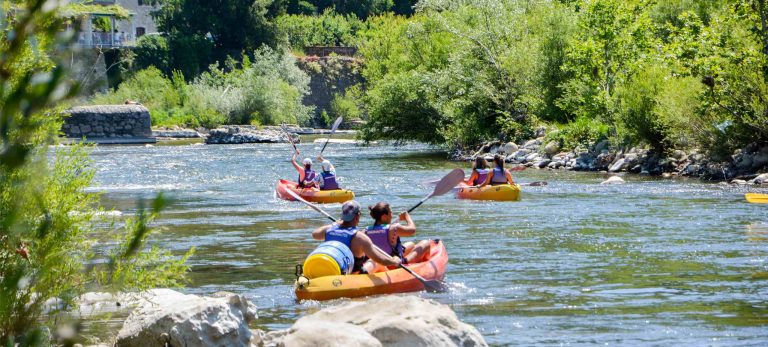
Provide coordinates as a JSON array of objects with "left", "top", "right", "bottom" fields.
[
  {"left": 356, "top": 0, "right": 768, "bottom": 155},
  {"left": 94, "top": 48, "right": 312, "bottom": 127},
  {"left": 1, "top": 2, "right": 191, "bottom": 345}
]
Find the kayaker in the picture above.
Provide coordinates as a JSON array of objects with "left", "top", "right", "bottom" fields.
[
  {"left": 316, "top": 155, "right": 340, "bottom": 190},
  {"left": 466, "top": 157, "right": 490, "bottom": 186},
  {"left": 311, "top": 200, "right": 401, "bottom": 274},
  {"left": 482, "top": 154, "right": 515, "bottom": 186},
  {"left": 362, "top": 202, "right": 431, "bottom": 274},
  {"left": 291, "top": 149, "right": 317, "bottom": 188}
]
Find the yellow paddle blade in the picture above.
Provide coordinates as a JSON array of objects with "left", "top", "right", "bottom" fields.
[{"left": 745, "top": 193, "right": 768, "bottom": 204}]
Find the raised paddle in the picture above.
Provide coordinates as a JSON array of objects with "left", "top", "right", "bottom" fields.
[
  {"left": 280, "top": 124, "right": 298, "bottom": 152},
  {"left": 745, "top": 193, "right": 768, "bottom": 204},
  {"left": 319, "top": 116, "right": 343, "bottom": 156},
  {"left": 283, "top": 188, "right": 336, "bottom": 222}
]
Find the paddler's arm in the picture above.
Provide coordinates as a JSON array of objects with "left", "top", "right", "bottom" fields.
[
  {"left": 465, "top": 171, "right": 477, "bottom": 186},
  {"left": 291, "top": 151, "right": 304, "bottom": 181},
  {"left": 505, "top": 169, "right": 515, "bottom": 184},
  {"left": 355, "top": 233, "right": 401, "bottom": 266},
  {"left": 392, "top": 211, "right": 416, "bottom": 236},
  {"left": 311, "top": 224, "right": 332, "bottom": 240}
]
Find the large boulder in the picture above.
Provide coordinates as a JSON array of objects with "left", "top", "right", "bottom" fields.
[
  {"left": 264, "top": 295, "right": 486, "bottom": 347},
  {"left": 115, "top": 289, "right": 257, "bottom": 347}
]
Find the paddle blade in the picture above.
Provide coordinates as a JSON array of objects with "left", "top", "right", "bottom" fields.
[
  {"left": 432, "top": 168, "right": 467, "bottom": 197},
  {"left": 746, "top": 193, "right": 768, "bottom": 204},
  {"left": 399, "top": 264, "right": 448, "bottom": 293},
  {"left": 330, "top": 116, "right": 343, "bottom": 132}
]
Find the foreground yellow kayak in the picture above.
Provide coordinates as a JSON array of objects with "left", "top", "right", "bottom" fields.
[
  {"left": 455, "top": 183, "right": 521, "bottom": 201},
  {"left": 276, "top": 179, "right": 355, "bottom": 204},
  {"left": 745, "top": 193, "right": 768, "bottom": 204}
]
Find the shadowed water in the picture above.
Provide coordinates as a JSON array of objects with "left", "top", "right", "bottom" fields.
[{"left": 86, "top": 139, "right": 768, "bottom": 346}]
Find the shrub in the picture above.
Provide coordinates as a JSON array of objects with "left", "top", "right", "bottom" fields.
[{"left": 134, "top": 35, "right": 171, "bottom": 74}]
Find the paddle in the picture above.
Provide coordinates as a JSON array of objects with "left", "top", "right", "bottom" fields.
[
  {"left": 405, "top": 168, "right": 465, "bottom": 213},
  {"left": 280, "top": 124, "right": 298, "bottom": 152},
  {"left": 283, "top": 188, "right": 336, "bottom": 222},
  {"left": 745, "top": 193, "right": 768, "bottom": 204},
  {"left": 319, "top": 116, "right": 343, "bottom": 156}
]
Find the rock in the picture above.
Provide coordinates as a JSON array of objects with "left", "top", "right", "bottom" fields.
[
  {"left": 730, "top": 179, "right": 748, "bottom": 185},
  {"left": 594, "top": 152, "right": 615, "bottom": 171},
  {"left": 501, "top": 142, "right": 518, "bottom": 155},
  {"left": 522, "top": 139, "right": 541, "bottom": 149},
  {"left": 672, "top": 149, "right": 686, "bottom": 160},
  {"left": 662, "top": 172, "right": 673, "bottom": 178},
  {"left": 595, "top": 140, "right": 608, "bottom": 153},
  {"left": 152, "top": 127, "right": 202, "bottom": 138},
  {"left": 115, "top": 289, "right": 257, "bottom": 347},
  {"left": 535, "top": 126, "right": 547, "bottom": 138},
  {"left": 536, "top": 159, "right": 551, "bottom": 168},
  {"left": 205, "top": 126, "right": 292, "bottom": 144},
  {"left": 600, "top": 176, "right": 625, "bottom": 185},
  {"left": 752, "top": 173, "right": 768, "bottom": 184},
  {"left": 525, "top": 153, "right": 540, "bottom": 163},
  {"left": 543, "top": 141, "right": 560, "bottom": 156},
  {"left": 752, "top": 152, "right": 768, "bottom": 170},
  {"left": 608, "top": 158, "right": 625, "bottom": 172},
  {"left": 267, "top": 296, "right": 486, "bottom": 347}
]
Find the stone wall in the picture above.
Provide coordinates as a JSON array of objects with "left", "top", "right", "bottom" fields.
[
  {"left": 63, "top": 105, "right": 153, "bottom": 141},
  {"left": 296, "top": 56, "right": 364, "bottom": 126}
]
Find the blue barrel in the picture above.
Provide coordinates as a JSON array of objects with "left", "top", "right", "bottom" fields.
[{"left": 303, "top": 241, "right": 354, "bottom": 279}]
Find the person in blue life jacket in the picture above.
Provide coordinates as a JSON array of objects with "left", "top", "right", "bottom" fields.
[
  {"left": 465, "top": 156, "right": 491, "bottom": 187},
  {"left": 312, "top": 200, "right": 401, "bottom": 274},
  {"left": 315, "top": 155, "right": 340, "bottom": 190},
  {"left": 362, "top": 202, "right": 432, "bottom": 274},
  {"left": 291, "top": 149, "right": 317, "bottom": 188},
  {"left": 480, "top": 154, "right": 516, "bottom": 187}
]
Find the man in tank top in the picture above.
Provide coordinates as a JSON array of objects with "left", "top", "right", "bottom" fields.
[
  {"left": 362, "top": 202, "right": 432, "bottom": 274},
  {"left": 312, "top": 200, "right": 401, "bottom": 273}
]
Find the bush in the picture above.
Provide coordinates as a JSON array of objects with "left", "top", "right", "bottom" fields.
[
  {"left": 134, "top": 35, "right": 171, "bottom": 74},
  {"left": 91, "top": 66, "right": 179, "bottom": 110},
  {"left": 547, "top": 115, "right": 611, "bottom": 150}
]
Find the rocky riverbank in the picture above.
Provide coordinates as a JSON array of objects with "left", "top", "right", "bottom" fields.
[
  {"left": 452, "top": 127, "right": 768, "bottom": 184},
  {"left": 71, "top": 290, "right": 485, "bottom": 347},
  {"left": 151, "top": 125, "right": 356, "bottom": 144}
]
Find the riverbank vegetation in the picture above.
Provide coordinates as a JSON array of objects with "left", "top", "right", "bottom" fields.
[
  {"left": 90, "top": 0, "right": 768, "bottom": 157},
  {"left": 1, "top": 2, "right": 191, "bottom": 344}
]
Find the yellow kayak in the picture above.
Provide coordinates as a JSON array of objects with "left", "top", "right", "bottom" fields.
[
  {"left": 276, "top": 179, "right": 355, "bottom": 204},
  {"left": 455, "top": 183, "right": 521, "bottom": 201}
]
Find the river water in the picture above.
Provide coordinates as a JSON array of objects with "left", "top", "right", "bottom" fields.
[{"left": 87, "top": 139, "right": 767, "bottom": 346}]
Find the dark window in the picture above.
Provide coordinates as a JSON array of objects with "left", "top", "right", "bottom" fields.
[{"left": 136, "top": 27, "right": 146, "bottom": 37}]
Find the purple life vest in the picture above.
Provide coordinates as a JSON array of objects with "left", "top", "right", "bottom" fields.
[
  {"left": 491, "top": 167, "right": 507, "bottom": 184},
  {"left": 320, "top": 170, "right": 339, "bottom": 190},
  {"left": 298, "top": 169, "right": 316, "bottom": 187},
  {"left": 473, "top": 168, "right": 489, "bottom": 185},
  {"left": 365, "top": 224, "right": 404, "bottom": 259}
]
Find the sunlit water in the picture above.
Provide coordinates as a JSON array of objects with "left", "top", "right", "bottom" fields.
[{"left": 84, "top": 138, "right": 768, "bottom": 346}]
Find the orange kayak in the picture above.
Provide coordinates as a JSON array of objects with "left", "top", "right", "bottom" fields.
[
  {"left": 276, "top": 179, "right": 355, "bottom": 204},
  {"left": 295, "top": 240, "right": 448, "bottom": 301},
  {"left": 455, "top": 183, "right": 521, "bottom": 201}
]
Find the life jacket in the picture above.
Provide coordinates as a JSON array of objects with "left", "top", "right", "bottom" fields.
[
  {"left": 298, "top": 168, "right": 316, "bottom": 188},
  {"left": 325, "top": 224, "right": 357, "bottom": 249},
  {"left": 320, "top": 170, "right": 339, "bottom": 190},
  {"left": 364, "top": 224, "right": 405, "bottom": 260},
  {"left": 472, "top": 168, "right": 489, "bottom": 185},
  {"left": 491, "top": 167, "right": 508, "bottom": 184}
]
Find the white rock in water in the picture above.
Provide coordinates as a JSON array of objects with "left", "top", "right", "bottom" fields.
[
  {"left": 501, "top": 142, "right": 518, "bottom": 154},
  {"left": 601, "top": 176, "right": 626, "bottom": 185},
  {"left": 264, "top": 295, "right": 486, "bottom": 347},
  {"left": 115, "top": 289, "right": 257, "bottom": 347},
  {"left": 752, "top": 173, "right": 768, "bottom": 184}
]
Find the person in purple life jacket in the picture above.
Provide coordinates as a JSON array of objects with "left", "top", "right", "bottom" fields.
[
  {"left": 312, "top": 200, "right": 401, "bottom": 274},
  {"left": 291, "top": 149, "right": 317, "bottom": 188},
  {"left": 465, "top": 156, "right": 491, "bottom": 187},
  {"left": 481, "top": 154, "right": 516, "bottom": 187},
  {"left": 361, "top": 202, "right": 432, "bottom": 274},
  {"left": 315, "top": 155, "right": 340, "bottom": 190}
]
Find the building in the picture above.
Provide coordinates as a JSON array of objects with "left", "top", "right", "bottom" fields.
[{"left": 71, "top": 0, "right": 160, "bottom": 49}]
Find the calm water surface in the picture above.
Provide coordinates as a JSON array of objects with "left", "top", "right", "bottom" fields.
[{"left": 87, "top": 139, "right": 768, "bottom": 346}]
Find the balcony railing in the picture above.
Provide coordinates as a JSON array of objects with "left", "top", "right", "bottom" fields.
[{"left": 76, "top": 32, "right": 135, "bottom": 48}]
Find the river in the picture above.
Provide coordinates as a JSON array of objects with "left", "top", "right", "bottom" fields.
[{"left": 87, "top": 139, "right": 768, "bottom": 346}]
